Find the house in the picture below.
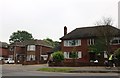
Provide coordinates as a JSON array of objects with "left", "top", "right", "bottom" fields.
[
  {"left": 9, "top": 40, "right": 53, "bottom": 64},
  {"left": 0, "top": 41, "right": 9, "bottom": 60},
  {"left": 0, "top": 41, "right": 9, "bottom": 64},
  {"left": 60, "top": 25, "right": 120, "bottom": 65}
]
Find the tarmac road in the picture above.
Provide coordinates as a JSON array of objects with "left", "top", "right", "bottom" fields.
[{"left": 1, "top": 64, "right": 120, "bottom": 78}]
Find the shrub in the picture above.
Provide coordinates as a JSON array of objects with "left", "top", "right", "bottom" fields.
[
  {"left": 69, "top": 52, "right": 78, "bottom": 59},
  {"left": 52, "top": 51, "right": 64, "bottom": 62}
]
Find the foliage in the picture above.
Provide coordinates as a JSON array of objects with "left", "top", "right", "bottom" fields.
[
  {"left": 43, "top": 38, "right": 60, "bottom": 48},
  {"left": 9, "top": 30, "right": 34, "bottom": 43},
  {"left": 114, "top": 48, "right": 120, "bottom": 60},
  {"left": 94, "top": 17, "right": 115, "bottom": 56},
  {"left": 69, "top": 47, "right": 78, "bottom": 59},
  {"left": 89, "top": 38, "right": 106, "bottom": 54},
  {"left": 69, "top": 52, "right": 78, "bottom": 59},
  {"left": 52, "top": 51, "right": 64, "bottom": 62},
  {"left": 37, "top": 68, "right": 73, "bottom": 72}
]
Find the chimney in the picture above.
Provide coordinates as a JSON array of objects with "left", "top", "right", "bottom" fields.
[{"left": 64, "top": 26, "right": 67, "bottom": 36}]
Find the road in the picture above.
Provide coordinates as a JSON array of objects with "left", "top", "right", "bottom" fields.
[{"left": 1, "top": 64, "right": 120, "bottom": 78}]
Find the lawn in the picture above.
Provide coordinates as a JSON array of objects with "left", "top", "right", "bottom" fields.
[{"left": 37, "top": 68, "right": 74, "bottom": 72}]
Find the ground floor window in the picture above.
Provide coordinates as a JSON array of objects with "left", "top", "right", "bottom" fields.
[
  {"left": 27, "top": 55, "right": 35, "bottom": 61},
  {"left": 64, "top": 52, "right": 82, "bottom": 59},
  {"left": 41, "top": 55, "right": 48, "bottom": 60},
  {"left": 104, "top": 51, "right": 108, "bottom": 58}
]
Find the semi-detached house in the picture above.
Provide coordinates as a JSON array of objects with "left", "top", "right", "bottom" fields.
[
  {"left": 9, "top": 40, "right": 53, "bottom": 64},
  {"left": 60, "top": 25, "right": 120, "bottom": 65}
]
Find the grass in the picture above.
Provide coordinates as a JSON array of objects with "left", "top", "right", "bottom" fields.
[{"left": 37, "top": 68, "right": 74, "bottom": 72}]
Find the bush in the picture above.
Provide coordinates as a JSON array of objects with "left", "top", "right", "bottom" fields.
[
  {"left": 69, "top": 52, "right": 78, "bottom": 59},
  {"left": 52, "top": 51, "right": 64, "bottom": 62}
]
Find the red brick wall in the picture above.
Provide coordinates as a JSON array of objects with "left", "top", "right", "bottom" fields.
[
  {"left": 0, "top": 48, "right": 9, "bottom": 57},
  {"left": 61, "top": 39, "right": 120, "bottom": 63},
  {"left": 41, "top": 46, "right": 52, "bottom": 55},
  {"left": 111, "top": 44, "right": 120, "bottom": 52},
  {"left": 61, "top": 39, "right": 89, "bottom": 63}
]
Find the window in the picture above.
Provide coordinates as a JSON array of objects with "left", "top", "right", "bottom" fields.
[
  {"left": 64, "top": 40, "right": 81, "bottom": 46},
  {"left": 88, "top": 39, "right": 95, "bottom": 45},
  {"left": 104, "top": 51, "right": 108, "bottom": 58},
  {"left": 27, "top": 55, "right": 35, "bottom": 61},
  {"left": 64, "top": 52, "right": 69, "bottom": 58},
  {"left": 111, "top": 37, "right": 120, "bottom": 45},
  {"left": 64, "top": 51, "right": 82, "bottom": 59},
  {"left": 9, "top": 47, "right": 14, "bottom": 51},
  {"left": 27, "top": 45, "right": 35, "bottom": 51}
]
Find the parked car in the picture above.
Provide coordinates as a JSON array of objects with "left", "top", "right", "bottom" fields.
[{"left": 4, "top": 58, "right": 14, "bottom": 64}]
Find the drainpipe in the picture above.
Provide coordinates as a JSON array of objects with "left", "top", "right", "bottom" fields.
[
  {"left": 40, "top": 46, "right": 42, "bottom": 62},
  {"left": 14, "top": 45, "right": 16, "bottom": 64}
]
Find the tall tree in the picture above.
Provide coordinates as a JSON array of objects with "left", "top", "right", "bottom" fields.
[
  {"left": 90, "top": 17, "right": 115, "bottom": 56},
  {"left": 9, "top": 30, "right": 34, "bottom": 43}
]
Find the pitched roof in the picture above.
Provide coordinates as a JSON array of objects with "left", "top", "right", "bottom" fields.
[
  {"left": 60, "top": 25, "right": 120, "bottom": 40},
  {"left": 0, "top": 41, "right": 8, "bottom": 48},
  {"left": 10, "top": 40, "right": 53, "bottom": 48}
]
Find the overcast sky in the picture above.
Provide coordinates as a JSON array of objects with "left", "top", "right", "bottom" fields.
[{"left": 0, "top": 0, "right": 119, "bottom": 43}]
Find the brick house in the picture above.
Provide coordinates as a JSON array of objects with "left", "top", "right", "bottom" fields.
[
  {"left": 0, "top": 41, "right": 9, "bottom": 64},
  {"left": 60, "top": 25, "right": 120, "bottom": 65},
  {"left": 0, "top": 41, "right": 9, "bottom": 59},
  {"left": 9, "top": 40, "right": 53, "bottom": 64}
]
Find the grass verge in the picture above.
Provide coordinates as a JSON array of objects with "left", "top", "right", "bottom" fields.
[{"left": 37, "top": 68, "right": 74, "bottom": 72}]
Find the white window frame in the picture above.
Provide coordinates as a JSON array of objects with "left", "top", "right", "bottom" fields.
[
  {"left": 78, "top": 51, "right": 82, "bottom": 58},
  {"left": 110, "top": 37, "right": 120, "bottom": 45},
  {"left": 88, "top": 39, "right": 95, "bottom": 45},
  {"left": 27, "top": 55, "right": 35, "bottom": 61},
  {"left": 104, "top": 51, "right": 108, "bottom": 58},
  {"left": 64, "top": 52, "right": 69, "bottom": 58},
  {"left": 64, "top": 40, "right": 81, "bottom": 47},
  {"left": 64, "top": 51, "right": 82, "bottom": 59},
  {"left": 27, "top": 45, "right": 36, "bottom": 51}
]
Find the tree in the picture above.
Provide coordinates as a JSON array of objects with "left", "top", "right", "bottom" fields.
[
  {"left": 93, "top": 17, "right": 115, "bottom": 56},
  {"left": 43, "top": 38, "right": 60, "bottom": 48},
  {"left": 114, "top": 48, "right": 120, "bottom": 61},
  {"left": 89, "top": 38, "right": 106, "bottom": 54},
  {"left": 52, "top": 51, "right": 64, "bottom": 62},
  {"left": 9, "top": 30, "right": 34, "bottom": 43}
]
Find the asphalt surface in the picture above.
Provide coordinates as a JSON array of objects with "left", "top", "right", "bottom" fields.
[{"left": 1, "top": 64, "right": 120, "bottom": 78}]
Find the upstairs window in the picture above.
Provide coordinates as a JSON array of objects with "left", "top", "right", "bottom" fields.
[
  {"left": 111, "top": 37, "right": 120, "bottom": 45},
  {"left": 64, "top": 40, "right": 81, "bottom": 46},
  {"left": 27, "top": 45, "right": 35, "bottom": 51},
  {"left": 88, "top": 39, "right": 95, "bottom": 45}
]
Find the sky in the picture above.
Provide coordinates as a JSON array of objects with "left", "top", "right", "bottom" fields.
[{"left": 0, "top": 0, "right": 120, "bottom": 43}]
